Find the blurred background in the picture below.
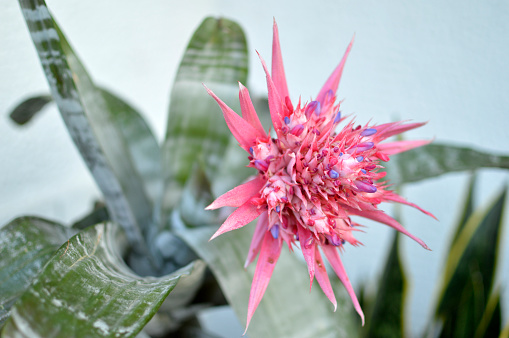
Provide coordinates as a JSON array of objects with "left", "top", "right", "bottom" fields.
[{"left": 1, "top": 0, "right": 508, "bottom": 335}]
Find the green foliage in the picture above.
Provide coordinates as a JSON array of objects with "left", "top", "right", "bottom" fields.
[
  {"left": 361, "top": 233, "right": 406, "bottom": 338},
  {"left": 432, "top": 179, "right": 506, "bottom": 337},
  {"left": 386, "top": 144, "right": 509, "bottom": 184},
  {"left": 2, "top": 222, "right": 204, "bottom": 337},
  {"left": 177, "top": 225, "right": 359, "bottom": 338},
  {"left": 0, "top": 217, "right": 75, "bottom": 328},
  {"left": 4, "top": 1, "right": 509, "bottom": 336}
]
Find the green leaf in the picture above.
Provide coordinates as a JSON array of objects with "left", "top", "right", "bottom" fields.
[
  {"left": 474, "top": 288, "right": 502, "bottom": 338},
  {"left": 433, "top": 187, "right": 506, "bottom": 337},
  {"left": 361, "top": 233, "right": 406, "bottom": 338},
  {"left": 177, "top": 225, "right": 358, "bottom": 338},
  {"left": 162, "top": 17, "right": 249, "bottom": 224},
  {"left": 385, "top": 144, "right": 509, "bottom": 184},
  {"left": 2, "top": 222, "right": 205, "bottom": 337},
  {"left": 0, "top": 217, "right": 75, "bottom": 328},
  {"left": 19, "top": 0, "right": 153, "bottom": 251},
  {"left": 8, "top": 95, "right": 53, "bottom": 125},
  {"left": 450, "top": 173, "right": 477, "bottom": 246}
]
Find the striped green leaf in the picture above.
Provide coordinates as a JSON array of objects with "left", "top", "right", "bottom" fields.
[
  {"left": 433, "top": 187, "right": 506, "bottom": 337},
  {"left": 19, "top": 0, "right": 153, "bottom": 252},
  {"left": 385, "top": 144, "right": 509, "bottom": 184},
  {"left": 2, "top": 222, "right": 205, "bottom": 337},
  {"left": 162, "top": 17, "right": 250, "bottom": 227},
  {"left": 0, "top": 217, "right": 75, "bottom": 328}
]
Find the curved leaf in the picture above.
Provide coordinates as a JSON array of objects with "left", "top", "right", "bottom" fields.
[
  {"left": 19, "top": 0, "right": 152, "bottom": 251},
  {"left": 2, "top": 222, "right": 205, "bottom": 337},
  {"left": 162, "top": 17, "right": 249, "bottom": 225},
  {"left": 361, "top": 232, "right": 406, "bottom": 338},
  {"left": 177, "top": 224, "right": 358, "bottom": 338},
  {"left": 385, "top": 144, "right": 509, "bottom": 184},
  {"left": 0, "top": 217, "right": 75, "bottom": 328},
  {"left": 8, "top": 95, "right": 52, "bottom": 125},
  {"left": 433, "top": 187, "right": 506, "bottom": 337}
]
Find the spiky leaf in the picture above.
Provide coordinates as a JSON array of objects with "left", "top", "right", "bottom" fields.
[
  {"left": 433, "top": 188, "right": 506, "bottom": 337},
  {"left": 2, "top": 222, "right": 205, "bottom": 337},
  {"left": 361, "top": 232, "right": 406, "bottom": 337}
]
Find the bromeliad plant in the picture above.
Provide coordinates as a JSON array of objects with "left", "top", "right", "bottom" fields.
[{"left": 2, "top": 1, "right": 509, "bottom": 337}]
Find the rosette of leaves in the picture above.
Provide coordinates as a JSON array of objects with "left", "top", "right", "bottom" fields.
[{"left": 4, "top": 1, "right": 509, "bottom": 336}]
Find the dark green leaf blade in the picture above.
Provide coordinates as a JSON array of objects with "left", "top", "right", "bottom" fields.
[
  {"left": 433, "top": 187, "right": 506, "bottom": 337},
  {"left": 2, "top": 222, "right": 205, "bottom": 337},
  {"left": 385, "top": 144, "right": 509, "bottom": 184},
  {"left": 0, "top": 217, "right": 75, "bottom": 328},
  {"left": 18, "top": 0, "right": 153, "bottom": 250},
  {"left": 177, "top": 225, "right": 358, "bottom": 338},
  {"left": 8, "top": 95, "right": 53, "bottom": 125},
  {"left": 361, "top": 233, "right": 406, "bottom": 338},
  {"left": 162, "top": 17, "right": 250, "bottom": 224}
]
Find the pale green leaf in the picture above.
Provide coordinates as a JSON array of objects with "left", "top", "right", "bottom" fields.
[
  {"left": 177, "top": 224, "right": 358, "bottom": 338},
  {"left": 385, "top": 144, "right": 509, "bottom": 184},
  {"left": 162, "top": 17, "right": 249, "bottom": 224},
  {"left": 2, "top": 222, "right": 205, "bottom": 337},
  {"left": 0, "top": 217, "right": 75, "bottom": 328}
]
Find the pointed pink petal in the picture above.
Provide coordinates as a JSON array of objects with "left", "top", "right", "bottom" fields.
[
  {"left": 206, "top": 176, "right": 265, "bottom": 210},
  {"left": 316, "top": 35, "right": 354, "bottom": 104},
  {"left": 271, "top": 19, "right": 290, "bottom": 101},
  {"left": 245, "top": 211, "right": 269, "bottom": 268},
  {"left": 322, "top": 245, "right": 364, "bottom": 325},
  {"left": 376, "top": 121, "right": 427, "bottom": 140},
  {"left": 210, "top": 201, "right": 264, "bottom": 241},
  {"left": 239, "top": 83, "right": 267, "bottom": 137},
  {"left": 246, "top": 231, "right": 283, "bottom": 332},
  {"left": 257, "top": 51, "right": 284, "bottom": 137},
  {"left": 346, "top": 207, "right": 430, "bottom": 250},
  {"left": 205, "top": 85, "right": 265, "bottom": 152},
  {"left": 313, "top": 246, "right": 337, "bottom": 311},
  {"left": 377, "top": 139, "right": 432, "bottom": 155},
  {"left": 297, "top": 226, "right": 315, "bottom": 289},
  {"left": 382, "top": 192, "right": 437, "bottom": 220}
]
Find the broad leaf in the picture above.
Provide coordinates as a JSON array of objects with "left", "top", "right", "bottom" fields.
[
  {"left": 450, "top": 173, "right": 476, "bottom": 246},
  {"left": 19, "top": 0, "right": 153, "bottom": 251},
  {"left": 2, "top": 222, "right": 205, "bottom": 337},
  {"left": 0, "top": 217, "right": 75, "bottom": 328},
  {"left": 385, "top": 144, "right": 509, "bottom": 184},
  {"left": 8, "top": 95, "right": 52, "bottom": 125},
  {"left": 162, "top": 17, "right": 249, "bottom": 225},
  {"left": 361, "top": 233, "right": 406, "bottom": 338},
  {"left": 177, "top": 225, "right": 358, "bottom": 338},
  {"left": 433, "top": 187, "right": 506, "bottom": 337}
]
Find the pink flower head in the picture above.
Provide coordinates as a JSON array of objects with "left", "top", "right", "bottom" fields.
[{"left": 205, "top": 20, "right": 434, "bottom": 330}]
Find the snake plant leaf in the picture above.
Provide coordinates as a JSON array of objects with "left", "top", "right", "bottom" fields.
[
  {"left": 433, "top": 187, "right": 506, "bottom": 337},
  {"left": 385, "top": 144, "right": 509, "bottom": 184},
  {"left": 19, "top": 0, "right": 153, "bottom": 251},
  {"left": 162, "top": 17, "right": 249, "bottom": 225},
  {"left": 8, "top": 95, "right": 52, "bottom": 125},
  {"left": 2, "top": 222, "right": 205, "bottom": 337},
  {"left": 474, "top": 288, "right": 502, "bottom": 338},
  {"left": 177, "top": 225, "right": 358, "bottom": 338},
  {"left": 449, "top": 173, "right": 477, "bottom": 246},
  {"left": 0, "top": 217, "right": 75, "bottom": 328},
  {"left": 361, "top": 232, "right": 406, "bottom": 338}
]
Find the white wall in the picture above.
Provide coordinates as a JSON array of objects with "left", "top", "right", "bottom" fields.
[{"left": 1, "top": 0, "right": 508, "bottom": 335}]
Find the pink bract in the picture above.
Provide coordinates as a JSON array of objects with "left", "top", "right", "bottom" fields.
[{"left": 205, "top": 19, "right": 434, "bottom": 331}]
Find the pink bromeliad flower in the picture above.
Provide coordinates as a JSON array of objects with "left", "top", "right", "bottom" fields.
[{"left": 205, "top": 20, "right": 434, "bottom": 330}]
